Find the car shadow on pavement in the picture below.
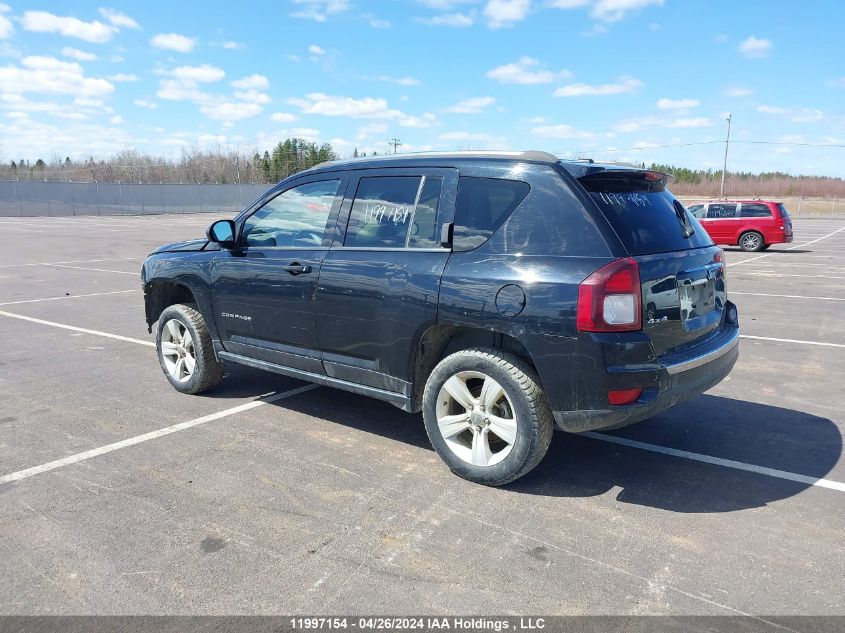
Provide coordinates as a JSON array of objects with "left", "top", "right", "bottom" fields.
[
  {"left": 261, "top": 385, "right": 840, "bottom": 514},
  {"left": 509, "top": 394, "right": 841, "bottom": 513}
]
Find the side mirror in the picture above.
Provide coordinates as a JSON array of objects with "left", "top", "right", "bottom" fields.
[{"left": 207, "top": 219, "right": 236, "bottom": 248}]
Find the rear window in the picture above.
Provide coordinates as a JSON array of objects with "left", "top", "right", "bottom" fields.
[
  {"left": 579, "top": 172, "right": 713, "bottom": 255},
  {"left": 778, "top": 203, "right": 790, "bottom": 218},
  {"left": 740, "top": 203, "right": 773, "bottom": 218},
  {"left": 453, "top": 177, "right": 530, "bottom": 251}
]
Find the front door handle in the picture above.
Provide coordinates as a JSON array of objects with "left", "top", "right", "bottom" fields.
[{"left": 282, "top": 263, "right": 312, "bottom": 275}]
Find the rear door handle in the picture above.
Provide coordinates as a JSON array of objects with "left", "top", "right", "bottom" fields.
[{"left": 282, "top": 263, "right": 312, "bottom": 275}]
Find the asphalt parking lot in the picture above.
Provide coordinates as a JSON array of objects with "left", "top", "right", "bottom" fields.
[{"left": 1, "top": 214, "right": 844, "bottom": 617}]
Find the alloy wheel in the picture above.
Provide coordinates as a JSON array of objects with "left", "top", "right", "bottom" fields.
[
  {"left": 160, "top": 319, "right": 196, "bottom": 383},
  {"left": 435, "top": 371, "right": 518, "bottom": 467}
]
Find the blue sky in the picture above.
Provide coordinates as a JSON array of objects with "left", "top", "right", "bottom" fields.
[{"left": 0, "top": 0, "right": 843, "bottom": 175}]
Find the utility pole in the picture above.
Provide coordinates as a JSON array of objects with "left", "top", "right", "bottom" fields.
[
  {"left": 719, "top": 113, "right": 732, "bottom": 198},
  {"left": 389, "top": 138, "right": 402, "bottom": 154}
]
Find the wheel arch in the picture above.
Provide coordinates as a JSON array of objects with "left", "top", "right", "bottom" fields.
[
  {"left": 143, "top": 279, "right": 200, "bottom": 332},
  {"left": 410, "top": 324, "right": 536, "bottom": 408}
]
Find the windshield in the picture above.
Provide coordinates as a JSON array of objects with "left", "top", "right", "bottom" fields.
[{"left": 579, "top": 172, "right": 713, "bottom": 255}]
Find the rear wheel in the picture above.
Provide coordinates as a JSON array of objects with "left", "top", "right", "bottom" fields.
[
  {"left": 739, "top": 231, "right": 764, "bottom": 252},
  {"left": 422, "top": 348, "right": 553, "bottom": 486},
  {"left": 156, "top": 303, "right": 223, "bottom": 394}
]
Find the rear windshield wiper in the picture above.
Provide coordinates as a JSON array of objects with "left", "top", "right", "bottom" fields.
[{"left": 673, "top": 200, "right": 695, "bottom": 239}]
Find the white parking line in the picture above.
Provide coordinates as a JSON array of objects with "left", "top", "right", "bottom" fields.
[
  {"left": 0, "top": 289, "right": 138, "bottom": 307},
  {"left": 727, "top": 225, "right": 845, "bottom": 267},
  {"left": 740, "top": 334, "right": 845, "bottom": 348},
  {"left": 49, "top": 264, "right": 138, "bottom": 275},
  {"left": 731, "top": 291, "right": 845, "bottom": 301},
  {"left": 585, "top": 432, "right": 845, "bottom": 492},
  {"left": 0, "top": 257, "right": 140, "bottom": 269},
  {"left": 0, "top": 384, "right": 320, "bottom": 485},
  {"left": 743, "top": 272, "right": 845, "bottom": 280},
  {"left": 0, "top": 310, "right": 155, "bottom": 347}
]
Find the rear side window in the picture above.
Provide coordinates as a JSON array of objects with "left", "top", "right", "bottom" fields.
[
  {"left": 707, "top": 203, "right": 738, "bottom": 218},
  {"left": 453, "top": 177, "right": 530, "bottom": 251},
  {"left": 580, "top": 172, "right": 713, "bottom": 255},
  {"left": 687, "top": 204, "right": 705, "bottom": 218},
  {"left": 740, "top": 203, "right": 773, "bottom": 218},
  {"left": 777, "top": 203, "right": 790, "bottom": 218}
]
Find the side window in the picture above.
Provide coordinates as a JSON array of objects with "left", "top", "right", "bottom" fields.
[
  {"left": 687, "top": 204, "right": 705, "bottom": 218},
  {"left": 408, "top": 177, "right": 443, "bottom": 248},
  {"left": 453, "top": 177, "right": 530, "bottom": 251},
  {"left": 243, "top": 179, "right": 341, "bottom": 248},
  {"left": 707, "top": 203, "right": 738, "bottom": 219},
  {"left": 344, "top": 175, "right": 444, "bottom": 249},
  {"left": 740, "top": 203, "right": 773, "bottom": 218}
]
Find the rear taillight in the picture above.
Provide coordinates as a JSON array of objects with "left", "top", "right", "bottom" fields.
[{"left": 576, "top": 258, "right": 642, "bottom": 332}]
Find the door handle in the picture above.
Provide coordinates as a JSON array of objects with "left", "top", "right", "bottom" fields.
[{"left": 282, "top": 263, "right": 312, "bottom": 275}]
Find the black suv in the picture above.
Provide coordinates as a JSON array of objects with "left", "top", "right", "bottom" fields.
[{"left": 142, "top": 151, "right": 739, "bottom": 485}]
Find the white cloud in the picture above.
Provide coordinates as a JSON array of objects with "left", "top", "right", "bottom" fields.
[
  {"left": 107, "top": 72, "right": 139, "bottom": 82},
  {"left": 668, "top": 117, "right": 712, "bottom": 128},
  {"left": 371, "top": 75, "right": 421, "bottom": 86},
  {"left": 364, "top": 14, "right": 391, "bottom": 28},
  {"left": 198, "top": 133, "right": 227, "bottom": 145},
  {"left": 133, "top": 98, "right": 158, "bottom": 109},
  {"left": 612, "top": 115, "right": 712, "bottom": 132},
  {"left": 484, "top": 0, "right": 531, "bottom": 28},
  {"left": 291, "top": 0, "right": 350, "bottom": 21},
  {"left": 0, "top": 9, "right": 13, "bottom": 39},
  {"left": 200, "top": 102, "right": 262, "bottom": 122},
  {"left": 231, "top": 74, "right": 269, "bottom": 90},
  {"left": 287, "top": 92, "right": 438, "bottom": 128},
  {"left": 234, "top": 89, "right": 271, "bottom": 104},
  {"left": 757, "top": 104, "right": 788, "bottom": 115},
  {"left": 98, "top": 8, "right": 140, "bottom": 30},
  {"left": 486, "top": 56, "right": 571, "bottom": 84},
  {"left": 357, "top": 122, "right": 388, "bottom": 139},
  {"left": 792, "top": 108, "right": 823, "bottom": 123},
  {"left": 290, "top": 127, "right": 321, "bottom": 141},
  {"left": 549, "top": 0, "right": 663, "bottom": 21},
  {"left": 415, "top": 12, "right": 475, "bottom": 26},
  {"left": 164, "top": 64, "right": 225, "bottom": 83},
  {"left": 725, "top": 87, "right": 752, "bottom": 97},
  {"left": 61, "top": 47, "right": 97, "bottom": 61},
  {"left": 554, "top": 76, "right": 642, "bottom": 96},
  {"left": 21, "top": 11, "right": 116, "bottom": 43},
  {"left": 418, "top": 0, "right": 479, "bottom": 8},
  {"left": 0, "top": 56, "right": 114, "bottom": 96},
  {"left": 308, "top": 44, "right": 326, "bottom": 55},
  {"left": 150, "top": 33, "right": 196, "bottom": 53},
  {"left": 445, "top": 96, "right": 495, "bottom": 113},
  {"left": 825, "top": 77, "right": 845, "bottom": 88},
  {"left": 590, "top": 0, "right": 664, "bottom": 22},
  {"left": 109, "top": 114, "right": 123, "bottom": 124},
  {"left": 739, "top": 35, "right": 772, "bottom": 58},
  {"left": 221, "top": 41, "right": 244, "bottom": 50},
  {"left": 271, "top": 112, "right": 298, "bottom": 123},
  {"left": 656, "top": 97, "right": 699, "bottom": 110}
]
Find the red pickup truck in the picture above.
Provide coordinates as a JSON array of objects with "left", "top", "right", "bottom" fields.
[{"left": 686, "top": 200, "right": 794, "bottom": 251}]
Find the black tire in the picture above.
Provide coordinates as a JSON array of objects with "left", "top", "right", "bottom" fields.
[
  {"left": 156, "top": 303, "right": 223, "bottom": 394},
  {"left": 761, "top": 244, "right": 771, "bottom": 250},
  {"left": 422, "top": 347, "right": 554, "bottom": 486},
  {"left": 739, "top": 231, "right": 764, "bottom": 252}
]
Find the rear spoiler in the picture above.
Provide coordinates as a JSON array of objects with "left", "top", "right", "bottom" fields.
[{"left": 559, "top": 162, "right": 675, "bottom": 185}]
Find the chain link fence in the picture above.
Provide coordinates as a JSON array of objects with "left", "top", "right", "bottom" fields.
[{"left": 0, "top": 181, "right": 268, "bottom": 217}]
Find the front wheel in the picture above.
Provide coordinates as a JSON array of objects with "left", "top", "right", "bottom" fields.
[
  {"left": 156, "top": 303, "right": 223, "bottom": 394},
  {"left": 739, "top": 231, "right": 764, "bottom": 252},
  {"left": 422, "top": 348, "right": 554, "bottom": 486}
]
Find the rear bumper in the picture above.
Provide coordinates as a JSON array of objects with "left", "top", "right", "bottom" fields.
[{"left": 553, "top": 321, "right": 740, "bottom": 433}]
